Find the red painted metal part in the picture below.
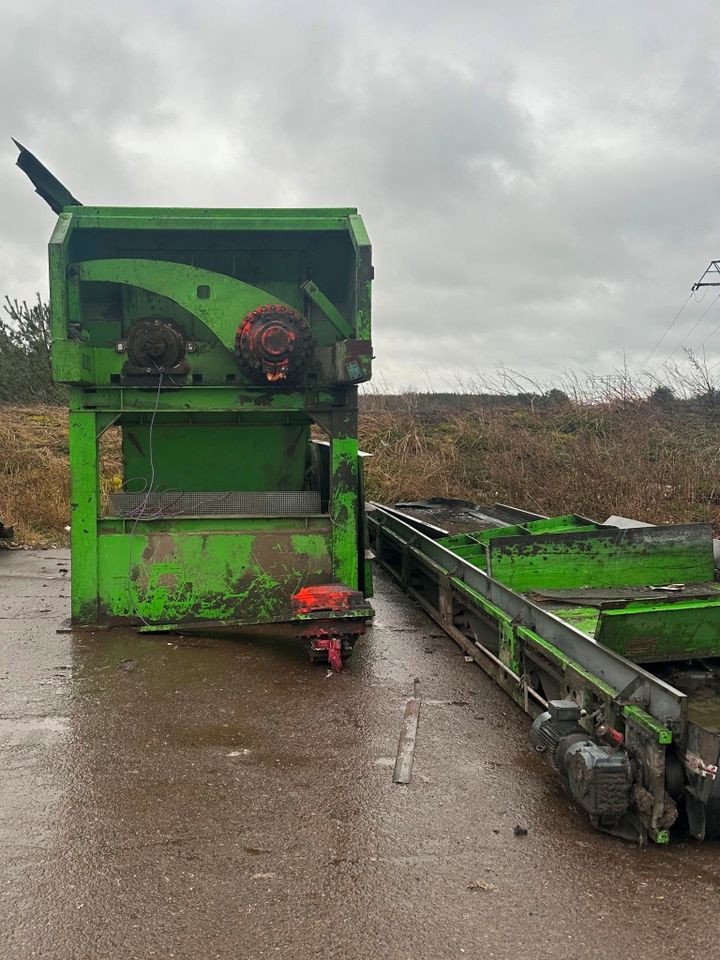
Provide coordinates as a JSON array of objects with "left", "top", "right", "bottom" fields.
[
  {"left": 292, "top": 584, "right": 369, "bottom": 671},
  {"left": 310, "top": 633, "right": 343, "bottom": 672},
  {"left": 292, "top": 584, "right": 355, "bottom": 614},
  {"left": 235, "top": 304, "right": 311, "bottom": 382}
]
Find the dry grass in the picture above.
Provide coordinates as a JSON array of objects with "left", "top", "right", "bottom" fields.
[
  {"left": 0, "top": 406, "right": 70, "bottom": 546},
  {"left": 3, "top": 397, "right": 720, "bottom": 547},
  {"left": 0, "top": 406, "right": 122, "bottom": 547},
  {"left": 360, "top": 397, "right": 720, "bottom": 532}
]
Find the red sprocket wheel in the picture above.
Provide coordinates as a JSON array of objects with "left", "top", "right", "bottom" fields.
[{"left": 235, "top": 304, "right": 312, "bottom": 383}]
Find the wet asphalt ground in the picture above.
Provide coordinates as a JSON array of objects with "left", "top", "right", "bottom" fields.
[{"left": 3, "top": 549, "right": 720, "bottom": 959}]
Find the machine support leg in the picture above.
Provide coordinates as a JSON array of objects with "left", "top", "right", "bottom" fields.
[
  {"left": 69, "top": 407, "right": 99, "bottom": 624},
  {"left": 330, "top": 435, "right": 359, "bottom": 589}
]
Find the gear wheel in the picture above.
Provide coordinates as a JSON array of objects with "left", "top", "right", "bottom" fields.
[{"left": 235, "top": 304, "right": 312, "bottom": 383}]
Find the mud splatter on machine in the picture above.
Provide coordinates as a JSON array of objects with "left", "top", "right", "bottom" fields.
[{"left": 16, "top": 142, "right": 373, "bottom": 668}]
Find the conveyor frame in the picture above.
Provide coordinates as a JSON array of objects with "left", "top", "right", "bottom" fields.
[{"left": 368, "top": 503, "right": 720, "bottom": 844}]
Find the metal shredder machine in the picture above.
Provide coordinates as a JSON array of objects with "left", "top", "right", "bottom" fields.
[{"left": 18, "top": 144, "right": 374, "bottom": 668}]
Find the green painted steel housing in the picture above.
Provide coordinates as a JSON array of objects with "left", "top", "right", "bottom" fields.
[{"left": 48, "top": 205, "right": 374, "bottom": 633}]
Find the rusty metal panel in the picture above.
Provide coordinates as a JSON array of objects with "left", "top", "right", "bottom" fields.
[{"left": 96, "top": 526, "right": 335, "bottom": 627}]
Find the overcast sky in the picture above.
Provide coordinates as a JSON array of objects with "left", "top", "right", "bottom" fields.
[{"left": 2, "top": 0, "right": 720, "bottom": 390}]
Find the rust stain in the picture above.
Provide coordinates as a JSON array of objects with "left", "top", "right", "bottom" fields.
[
  {"left": 146, "top": 534, "right": 176, "bottom": 564},
  {"left": 157, "top": 573, "right": 179, "bottom": 590}
]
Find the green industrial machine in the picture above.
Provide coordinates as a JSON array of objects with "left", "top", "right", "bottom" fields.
[
  {"left": 17, "top": 143, "right": 373, "bottom": 668},
  {"left": 370, "top": 500, "right": 720, "bottom": 843}
]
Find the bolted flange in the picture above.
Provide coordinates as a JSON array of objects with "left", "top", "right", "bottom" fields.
[{"left": 235, "top": 304, "right": 312, "bottom": 383}]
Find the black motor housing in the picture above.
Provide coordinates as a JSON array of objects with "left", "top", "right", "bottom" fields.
[
  {"left": 531, "top": 700, "right": 633, "bottom": 828},
  {"left": 558, "top": 738, "right": 633, "bottom": 827},
  {"left": 530, "top": 700, "right": 585, "bottom": 765}
]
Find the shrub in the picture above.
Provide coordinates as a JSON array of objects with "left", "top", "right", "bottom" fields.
[{"left": 0, "top": 296, "right": 66, "bottom": 405}]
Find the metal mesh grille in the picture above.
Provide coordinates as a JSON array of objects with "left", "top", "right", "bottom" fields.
[{"left": 108, "top": 490, "right": 322, "bottom": 518}]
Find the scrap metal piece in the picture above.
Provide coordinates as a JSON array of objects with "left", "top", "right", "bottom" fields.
[{"left": 393, "top": 679, "right": 421, "bottom": 784}]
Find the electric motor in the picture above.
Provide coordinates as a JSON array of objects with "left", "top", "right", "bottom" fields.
[
  {"left": 530, "top": 699, "right": 585, "bottom": 766},
  {"left": 531, "top": 700, "right": 633, "bottom": 828}
]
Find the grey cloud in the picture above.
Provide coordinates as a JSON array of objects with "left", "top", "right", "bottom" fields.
[{"left": 2, "top": 0, "right": 720, "bottom": 388}]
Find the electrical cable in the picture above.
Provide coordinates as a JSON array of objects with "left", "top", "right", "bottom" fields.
[
  {"left": 663, "top": 292, "right": 720, "bottom": 365},
  {"left": 126, "top": 373, "right": 165, "bottom": 626},
  {"left": 694, "top": 312, "right": 720, "bottom": 353},
  {"left": 119, "top": 490, "right": 233, "bottom": 520},
  {"left": 642, "top": 290, "right": 693, "bottom": 367}
]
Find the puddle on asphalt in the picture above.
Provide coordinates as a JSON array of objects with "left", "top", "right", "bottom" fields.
[{"left": 0, "top": 715, "right": 70, "bottom": 744}]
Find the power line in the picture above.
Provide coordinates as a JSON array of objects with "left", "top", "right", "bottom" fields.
[
  {"left": 664, "top": 292, "right": 720, "bottom": 364},
  {"left": 641, "top": 290, "right": 693, "bottom": 367},
  {"left": 695, "top": 312, "right": 720, "bottom": 352}
]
